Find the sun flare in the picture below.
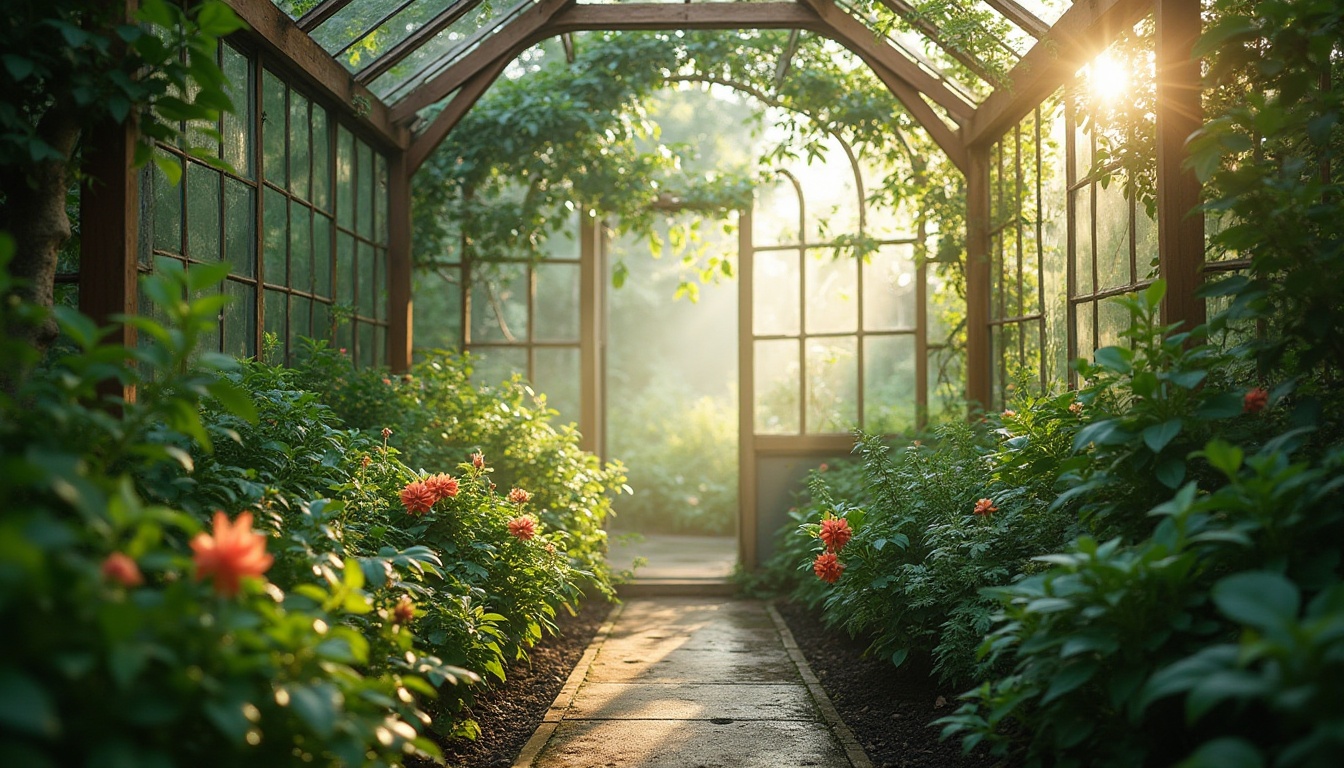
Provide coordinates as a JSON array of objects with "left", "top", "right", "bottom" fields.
[{"left": 1087, "top": 51, "right": 1130, "bottom": 106}]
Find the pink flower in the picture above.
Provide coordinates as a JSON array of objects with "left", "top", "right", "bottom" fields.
[
  {"left": 400, "top": 480, "right": 436, "bottom": 516},
  {"left": 813, "top": 552, "right": 844, "bottom": 583},
  {"left": 101, "top": 552, "right": 143, "bottom": 587},
  {"left": 819, "top": 517, "right": 852, "bottom": 552},
  {"left": 339, "top": 348, "right": 347, "bottom": 355},
  {"left": 425, "top": 473, "right": 459, "bottom": 502},
  {"left": 1243, "top": 387, "right": 1269, "bottom": 414},
  {"left": 1069, "top": 401, "right": 1083, "bottom": 416},
  {"left": 191, "top": 511, "right": 274, "bottom": 597},
  {"left": 382, "top": 378, "right": 392, "bottom": 385},
  {"left": 818, "top": 463, "right": 829, "bottom": 472},
  {"left": 471, "top": 451, "right": 485, "bottom": 470},
  {"left": 508, "top": 516, "right": 537, "bottom": 541},
  {"left": 973, "top": 498, "right": 998, "bottom": 517},
  {"left": 1002, "top": 409, "right": 1017, "bottom": 419},
  {"left": 508, "top": 487, "right": 532, "bottom": 505},
  {"left": 393, "top": 595, "right": 415, "bottom": 625}
]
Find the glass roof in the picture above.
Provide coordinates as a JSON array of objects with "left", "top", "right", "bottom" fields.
[{"left": 267, "top": 0, "right": 1073, "bottom": 118}]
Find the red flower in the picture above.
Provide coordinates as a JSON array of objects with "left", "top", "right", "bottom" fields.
[
  {"left": 508, "top": 516, "right": 537, "bottom": 541},
  {"left": 101, "top": 552, "right": 143, "bottom": 587},
  {"left": 471, "top": 451, "right": 485, "bottom": 470},
  {"left": 508, "top": 487, "right": 532, "bottom": 505},
  {"left": 819, "top": 517, "right": 853, "bottom": 552},
  {"left": 1243, "top": 387, "right": 1269, "bottom": 414},
  {"left": 973, "top": 498, "right": 998, "bottom": 517},
  {"left": 393, "top": 595, "right": 415, "bottom": 625},
  {"left": 191, "top": 511, "right": 274, "bottom": 597},
  {"left": 813, "top": 552, "right": 844, "bottom": 583},
  {"left": 818, "top": 463, "right": 829, "bottom": 472},
  {"left": 382, "top": 378, "right": 392, "bottom": 385},
  {"left": 425, "top": 473, "right": 459, "bottom": 502},
  {"left": 361, "top": 455, "right": 372, "bottom": 469},
  {"left": 400, "top": 480, "right": 437, "bottom": 515}
]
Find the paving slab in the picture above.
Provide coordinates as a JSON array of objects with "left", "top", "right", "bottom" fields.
[{"left": 522, "top": 598, "right": 870, "bottom": 768}]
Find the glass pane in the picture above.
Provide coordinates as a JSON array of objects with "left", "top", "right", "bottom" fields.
[
  {"left": 470, "top": 346, "right": 528, "bottom": 389},
  {"left": 864, "top": 335, "right": 917, "bottom": 434},
  {"left": 546, "top": 208, "right": 582, "bottom": 261},
  {"left": 376, "top": 249, "right": 388, "bottom": 321},
  {"left": 186, "top": 163, "right": 220, "bottom": 262},
  {"left": 265, "top": 288, "right": 288, "bottom": 362},
  {"left": 928, "top": 345, "right": 965, "bottom": 425},
  {"left": 221, "top": 45, "right": 252, "bottom": 179},
  {"left": 863, "top": 244, "right": 917, "bottom": 331},
  {"left": 358, "top": 321, "right": 376, "bottom": 369},
  {"left": 356, "top": 140, "right": 373, "bottom": 239},
  {"left": 222, "top": 278, "right": 256, "bottom": 359},
  {"left": 223, "top": 178, "right": 255, "bottom": 278},
  {"left": 312, "top": 107, "right": 331, "bottom": 212},
  {"left": 1076, "top": 300, "right": 1096, "bottom": 362},
  {"left": 289, "top": 91, "right": 311, "bottom": 202},
  {"left": 263, "top": 186, "right": 287, "bottom": 286},
  {"left": 1135, "top": 203, "right": 1158, "bottom": 280},
  {"left": 1072, "top": 185, "right": 1093, "bottom": 295},
  {"left": 357, "top": 241, "right": 376, "bottom": 317},
  {"left": 262, "top": 69, "right": 287, "bottom": 187},
  {"left": 470, "top": 262, "right": 529, "bottom": 343},
  {"left": 314, "top": 214, "right": 332, "bottom": 298},
  {"left": 754, "top": 338, "right": 800, "bottom": 435},
  {"left": 1095, "top": 176, "right": 1131, "bottom": 292},
  {"left": 368, "top": 0, "right": 526, "bottom": 101},
  {"left": 292, "top": 295, "right": 313, "bottom": 342},
  {"left": 753, "top": 250, "right": 800, "bottom": 337},
  {"left": 927, "top": 268, "right": 958, "bottom": 347},
  {"left": 375, "top": 153, "right": 388, "bottom": 246},
  {"left": 755, "top": 177, "right": 802, "bottom": 247},
  {"left": 1097, "top": 296, "right": 1130, "bottom": 351},
  {"left": 152, "top": 150, "right": 182, "bottom": 256},
  {"left": 313, "top": 300, "right": 331, "bottom": 342},
  {"left": 336, "top": 125, "right": 354, "bottom": 230},
  {"left": 805, "top": 249, "right": 858, "bottom": 335},
  {"left": 533, "top": 347, "right": 581, "bottom": 427},
  {"left": 336, "top": 232, "right": 355, "bottom": 306},
  {"left": 289, "top": 202, "right": 312, "bottom": 294},
  {"left": 412, "top": 268, "right": 463, "bottom": 355},
  {"left": 534, "top": 262, "right": 579, "bottom": 343},
  {"left": 806, "top": 336, "right": 858, "bottom": 433}
]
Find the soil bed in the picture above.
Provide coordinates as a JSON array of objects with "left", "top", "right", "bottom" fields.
[
  {"left": 425, "top": 597, "right": 611, "bottom": 768},
  {"left": 777, "top": 600, "right": 1016, "bottom": 768}
]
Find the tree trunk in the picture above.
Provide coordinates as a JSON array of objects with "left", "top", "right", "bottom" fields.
[{"left": 2, "top": 106, "right": 81, "bottom": 358}]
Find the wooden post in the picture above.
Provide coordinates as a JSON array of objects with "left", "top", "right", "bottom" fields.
[
  {"left": 1155, "top": 0, "right": 1205, "bottom": 332},
  {"left": 737, "top": 208, "right": 758, "bottom": 571},
  {"left": 79, "top": 116, "right": 140, "bottom": 397},
  {"left": 578, "top": 210, "right": 604, "bottom": 457},
  {"left": 386, "top": 150, "right": 413, "bottom": 371},
  {"left": 964, "top": 146, "right": 992, "bottom": 413}
]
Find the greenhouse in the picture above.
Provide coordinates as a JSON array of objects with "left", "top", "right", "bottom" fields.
[{"left": 2, "top": 0, "right": 1341, "bottom": 766}]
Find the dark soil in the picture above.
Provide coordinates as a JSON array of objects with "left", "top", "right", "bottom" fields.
[
  {"left": 428, "top": 597, "right": 612, "bottom": 768},
  {"left": 777, "top": 600, "right": 1018, "bottom": 768}
]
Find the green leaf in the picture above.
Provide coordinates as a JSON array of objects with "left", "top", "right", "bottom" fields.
[
  {"left": 203, "top": 697, "right": 252, "bottom": 743},
  {"left": 1199, "top": 439, "right": 1243, "bottom": 477},
  {"left": 1093, "top": 346, "right": 1132, "bottom": 374},
  {"left": 0, "top": 669, "right": 60, "bottom": 737},
  {"left": 1177, "top": 737, "right": 1263, "bottom": 768},
  {"left": 611, "top": 260, "right": 628, "bottom": 288},
  {"left": 1212, "top": 572, "right": 1298, "bottom": 632},
  {"left": 286, "top": 683, "right": 339, "bottom": 738},
  {"left": 1042, "top": 659, "right": 1098, "bottom": 704},
  {"left": 2, "top": 55, "right": 35, "bottom": 82},
  {"left": 153, "top": 154, "right": 182, "bottom": 186},
  {"left": 1155, "top": 457, "right": 1186, "bottom": 490},
  {"left": 1143, "top": 419, "right": 1182, "bottom": 454},
  {"left": 890, "top": 648, "right": 909, "bottom": 667},
  {"left": 1195, "top": 393, "right": 1244, "bottom": 420},
  {"left": 206, "top": 379, "right": 258, "bottom": 423}
]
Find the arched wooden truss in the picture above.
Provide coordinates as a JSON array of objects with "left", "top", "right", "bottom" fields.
[{"left": 81, "top": 0, "right": 1206, "bottom": 410}]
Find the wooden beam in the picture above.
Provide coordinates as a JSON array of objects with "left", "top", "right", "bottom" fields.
[
  {"left": 983, "top": 0, "right": 1050, "bottom": 39},
  {"left": 386, "top": 150, "right": 413, "bottom": 372},
  {"left": 578, "top": 210, "right": 604, "bottom": 457},
  {"left": 391, "top": 0, "right": 574, "bottom": 122},
  {"left": 222, "top": 0, "right": 408, "bottom": 150},
  {"left": 867, "top": 60, "right": 969, "bottom": 172},
  {"left": 408, "top": 55, "right": 511, "bottom": 173},
  {"left": 796, "top": 0, "right": 976, "bottom": 122},
  {"left": 354, "top": 0, "right": 485, "bottom": 85},
  {"left": 296, "top": 0, "right": 355, "bottom": 32},
  {"left": 965, "top": 0, "right": 1151, "bottom": 149},
  {"left": 1154, "top": 0, "right": 1205, "bottom": 333},
  {"left": 737, "top": 208, "right": 758, "bottom": 571},
  {"left": 877, "top": 0, "right": 999, "bottom": 83},
  {"left": 964, "top": 146, "right": 992, "bottom": 412}
]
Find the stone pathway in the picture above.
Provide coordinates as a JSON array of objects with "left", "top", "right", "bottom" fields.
[{"left": 516, "top": 597, "right": 870, "bottom": 768}]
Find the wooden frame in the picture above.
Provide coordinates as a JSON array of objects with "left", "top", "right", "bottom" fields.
[
  {"left": 578, "top": 211, "right": 604, "bottom": 457},
  {"left": 407, "top": 55, "right": 512, "bottom": 173},
  {"left": 877, "top": 0, "right": 999, "bottom": 83},
  {"left": 387, "top": 150, "right": 413, "bottom": 372},
  {"left": 983, "top": 0, "right": 1050, "bottom": 39},
  {"left": 354, "top": 0, "right": 487, "bottom": 85},
  {"left": 737, "top": 209, "right": 758, "bottom": 571}
]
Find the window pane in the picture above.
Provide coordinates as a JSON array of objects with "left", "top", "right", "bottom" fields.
[
  {"left": 263, "top": 186, "right": 287, "bottom": 286},
  {"left": 152, "top": 150, "right": 183, "bottom": 256},
  {"left": 314, "top": 214, "right": 332, "bottom": 299},
  {"left": 221, "top": 45, "right": 252, "bottom": 179},
  {"left": 376, "top": 249, "right": 388, "bottom": 321},
  {"left": 1072, "top": 185, "right": 1093, "bottom": 295},
  {"left": 356, "top": 141, "right": 374, "bottom": 239},
  {"left": 336, "top": 232, "right": 354, "bottom": 306},
  {"left": 412, "top": 267, "right": 462, "bottom": 354},
  {"left": 470, "top": 263, "right": 529, "bottom": 343},
  {"left": 755, "top": 178, "right": 801, "bottom": 247},
  {"left": 864, "top": 334, "right": 916, "bottom": 434},
  {"left": 313, "top": 107, "right": 331, "bottom": 212},
  {"left": 290, "top": 201, "right": 312, "bottom": 294},
  {"left": 1097, "top": 296, "right": 1130, "bottom": 351},
  {"left": 755, "top": 338, "right": 800, "bottom": 435},
  {"left": 288, "top": 91, "right": 311, "bottom": 202},
  {"left": 533, "top": 347, "right": 581, "bottom": 427},
  {"left": 753, "top": 250, "right": 800, "bottom": 337},
  {"left": 223, "top": 177, "right": 255, "bottom": 278},
  {"left": 470, "top": 346, "right": 528, "bottom": 389},
  {"left": 313, "top": 300, "right": 330, "bottom": 342},
  {"left": 265, "top": 288, "right": 288, "bottom": 362},
  {"left": 534, "top": 262, "right": 580, "bottom": 343},
  {"left": 863, "top": 244, "right": 917, "bottom": 331},
  {"left": 186, "top": 163, "right": 220, "bottom": 262},
  {"left": 928, "top": 345, "right": 965, "bottom": 425},
  {"left": 357, "top": 241, "right": 376, "bottom": 318},
  {"left": 806, "top": 336, "right": 857, "bottom": 433},
  {"left": 805, "top": 249, "right": 858, "bottom": 335},
  {"left": 292, "top": 295, "right": 312, "bottom": 342},
  {"left": 1095, "top": 176, "right": 1131, "bottom": 292},
  {"left": 222, "top": 278, "right": 255, "bottom": 359},
  {"left": 375, "top": 153, "right": 388, "bottom": 246},
  {"left": 336, "top": 126, "right": 354, "bottom": 230},
  {"left": 262, "top": 70, "right": 287, "bottom": 187},
  {"left": 358, "top": 321, "right": 376, "bottom": 369},
  {"left": 1076, "top": 300, "right": 1096, "bottom": 361}
]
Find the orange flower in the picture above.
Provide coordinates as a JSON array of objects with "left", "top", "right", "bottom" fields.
[
  {"left": 813, "top": 552, "right": 844, "bottom": 583},
  {"left": 400, "top": 480, "right": 436, "bottom": 515},
  {"left": 1069, "top": 401, "right": 1084, "bottom": 416},
  {"left": 819, "top": 517, "right": 853, "bottom": 552},
  {"left": 471, "top": 451, "right": 485, "bottom": 470},
  {"left": 425, "top": 473, "right": 459, "bottom": 502},
  {"left": 381, "top": 427, "right": 393, "bottom": 440},
  {"left": 191, "top": 511, "right": 274, "bottom": 597},
  {"left": 508, "top": 516, "right": 537, "bottom": 541},
  {"left": 393, "top": 595, "right": 415, "bottom": 625},
  {"left": 973, "top": 498, "right": 998, "bottom": 517},
  {"left": 1002, "top": 409, "right": 1017, "bottom": 419},
  {"left": 507, "top": 487, "right": 532, "bottom": 505},
  {"left": 1243, "top": 387, "right": 1269, "bottom": 414},
  {"left": 361, "top": 455, "right": 372, "bottom": 469},
  {"left": 101, "top": 552, "right": 143, "bottom": 587}
]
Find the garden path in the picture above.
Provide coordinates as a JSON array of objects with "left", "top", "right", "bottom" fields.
[{"left": 516, "top": 597, "right": 871, "bottom": 768}]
